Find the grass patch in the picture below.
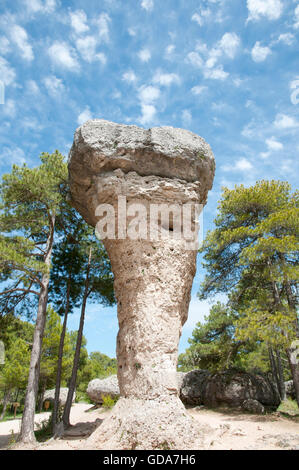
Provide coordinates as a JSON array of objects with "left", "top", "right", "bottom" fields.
[
  {"left": 277, "top": 399, "right": 299, "bottom": 417},
  {"left": 0, "top": 411, "right": 23, "bottom": 422}
]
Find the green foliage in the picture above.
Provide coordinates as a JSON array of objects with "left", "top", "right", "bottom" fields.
[
  {"left": 102, "top": 394, "right": 118, "bottom": 409},
  {"left": 0, "top": 337, "right": 30, "bottom": 391},
  {"left": 0, "top": 151, "right": 68, "bottom": 316},
  {"left": 198, "top": 180, "right": 299, "bottom": 355},
  {"left": 178, "top": 302, "right": 270, "bottom": 373},
  {"left": 39, "top": 307, "right": 73, "bottom": 391}
]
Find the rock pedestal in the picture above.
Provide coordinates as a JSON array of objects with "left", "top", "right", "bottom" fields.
[{"left": 68, "top": 120, "right": 215, "bottom": 449}]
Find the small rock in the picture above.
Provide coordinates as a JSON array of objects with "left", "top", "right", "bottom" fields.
[{"left": 242, "top": 398, "right": 265, "bottom": 414}]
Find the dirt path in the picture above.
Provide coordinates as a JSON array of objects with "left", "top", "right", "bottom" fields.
[{"left": 1, "top": 403, "right": 298, "bottom": 450}]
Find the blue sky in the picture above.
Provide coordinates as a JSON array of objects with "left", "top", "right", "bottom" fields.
[{"left": 0, "top": 0, "right": 298, "bottom": 358}]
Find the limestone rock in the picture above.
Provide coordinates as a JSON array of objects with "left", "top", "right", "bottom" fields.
[
  {"left": 68, "top": 119, "right": 215, "bottom": 450},
  {"left": 68, "top": 119, "right": 215, "bottom": 226},
  {"left": 84, "top": 396, "right": 205, "bottom": 450},
  {"left": 87, "top": 376, "right": 119, "bottom": 404},
  {"left": 285, "top": 380, "right": 296, "bottom": 400},
  {"left": 241, "top": 399, "right": 265, "bottom": 414},
  {"left": 179, "top": 369, "right": 280, "bottom": 410},
  {"left": 179, "top": 370, "right": 210, "bottom": 406},
  {"left": 43, "top": 388, "right": 75, "bottom": 407}
]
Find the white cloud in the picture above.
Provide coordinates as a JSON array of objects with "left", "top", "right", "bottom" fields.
[
  {"left": 141, "top": 0, "right": 154, "bottom": 12},
  {"left": 23, "top": 0, "right": 57, "bottom": 14},
  {"left": 43, "top": 75, "right": 65, "bottom": 96},
  {"left": 191, "top": 13, "right": 203, "bottom": 26},
  {"left": 0, "top": 57, "right": 16, "bottom": 86},
  {"left": 122, "top": 70, "right": 137, "bottom": 83},
  {"left": 128, "top": 28, "right": 136, "bottom": 37},
  {"left": 1, "top": 146, "right": 26, "bottom": 166},
  {"left": 70, "top": 10, "right": 89, "bottom": 34},
  {"left": 26, "top": 79, "right": 40, "bottom": 95},
  {"left": 218, "top": 32, "right": 240, "bottom": 59},
  {"left": 138, "top": 48, "right": 151, "bottom": 62},
  {"left": 77, "top": 107, "right": 93, "bottom": 125},
  {"left": 182, "top": 109, "right": 192, "bottom": 126},
  {"left": 187, "top": 33, "right": 238, "bottom": 81},
  {"left": 294, "top": 5, "right": 299, "bottom": 29},
  {"left": 96, "top": 13, "right": 111, "bottom": 43},
  {"left": 187, "top": 51, "right": 204, "bottom": 68},
  {"left": 274, "top": 113, "right": 298, "bottom": 129},
  {"left": 138, "top": 84, "right": 160, "bottom": 125},
  {"left": 153, "top": 71, "right": 180, "bottom": 86},
  {"left": 191, "top": 85, "right": 207, "bottom": 95},
  {"left": 0, "top": 36, "right": 10, "bottom": 55},
  {"left": 139, "top": 104, "right": 156, "bottom": 125},
  {"left": 48, "top": 41, "right": 79, "bottom": 70},
  {"left": 266, "top": 137, "right": 283, "bottom": 151},
  {"left": 10, "top": 24, "right": 34, "bottom": 61},
  {"left": 277, "top": 33, "right": 295, "bottom": 46},
  {"left": 191, "top": 8, "right": 211, "bottom": 26},
  {"left": 235, "top": 158, "right": 253, "bottom": 171},
  {"left": 251, "top": 41, "right": 271, "bottom": 62},
  {"left": 260, "top": 152, "right": 270, "bottom": 159},
  {"left": 222, "top": 158, "right": 253, "bottom": 172},
  {"left": 2, "top": 99, "right": 16, "bottom": 119},
  {"left": 76, "top": 36, "right": 106, "bottom": 64},
  {"left": 165, "top": 44, "right": 175, "bottom": 56},
  {"left": 204, "top": 66, "right": 228, "bottom": 80},
  {"left": 247, "top": 0, "right": 283, "bottom": 21},
  {"left": 138, "top": 85, "right": 160, "bottom": 104}
]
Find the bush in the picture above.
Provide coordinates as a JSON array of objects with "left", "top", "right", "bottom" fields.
[{"left": 102, "top": 394, "right": 118, "bottom": 409}]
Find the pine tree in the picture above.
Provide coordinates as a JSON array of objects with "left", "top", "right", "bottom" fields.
[
  {"left": 199, "top": 180, "right": 299, "bottom": 404},
  {"left": 0, "top": 151, "right": 67, "bottom": 443}
]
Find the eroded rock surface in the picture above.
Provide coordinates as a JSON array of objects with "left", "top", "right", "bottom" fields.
[
  {"left": 68, "top": 119, "right": 215, "bottom": 449},
  {"left": 87, "top": 376, "right": 119, "bottom": 404},
  {"left": 43, "top": 388, "right": 75, "bottom": 407},
  {"left": 180, "top": 369, "right": 280, "bottom": 411}
]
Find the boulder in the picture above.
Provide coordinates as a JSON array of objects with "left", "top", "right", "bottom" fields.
[
  {"left": 88, "top": 369, "right": 280, "bottom": 411},
  {"left": 179, "top": 370, "right": 210, "bottom": 406},
  {"left": 179, "top": 369, "right": 280, "bottom": 410},
  {"left": 43, "top": 387, "right": 75, "bottom": 407},
  {"left": 87, "top": 376, "right": 119, "bottom": 404},
  {"left": 285, "top": 380, "right": 296, "bottom": 400},
  {"left": 242, "top": 399, "right": 265, "bottom": 414}
]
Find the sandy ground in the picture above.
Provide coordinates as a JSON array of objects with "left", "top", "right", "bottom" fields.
[{"left": 1, "top": 403, "right": 298, "bottom": 451}]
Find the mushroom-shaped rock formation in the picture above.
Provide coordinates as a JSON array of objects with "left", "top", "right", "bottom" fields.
[{"left": 68, "top": 119, "right": 215, "bottom": 450}]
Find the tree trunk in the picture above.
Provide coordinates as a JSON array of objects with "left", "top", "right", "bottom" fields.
[
  {"left": 269, "top": 346, "right": 281, "bottom": 399},
  {"left": 19, "top": 214, "right": 55, "bottom": 444},
  {"left": 62, "top": 248, "right": 91, "bottom": 429},
  {"left": 275, "top": 349, "right": 286, "bottom": 401},
  {"left": 52, "top": 273, "right": 71, "bottom": 435},
  {"left": 38, "top": 382, "right": 46, "bottom": 413},
  {"left": 0, "top": 389, "right": 11, "bottom": 421}
]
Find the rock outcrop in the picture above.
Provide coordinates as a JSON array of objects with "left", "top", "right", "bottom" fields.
[
  {"left": 87, "top": 376, "right": 119, "bottom": 404},
  {"left": 68, "top": 119, "right": 215, "bottom": 450},
  {"left": 285, "top": 380, "right": 296, "bottom": 400},
  {"left": 87, "top": 369, "right": 280, "bottom": 413},
  {"left": 180, "top": 369, "right": 280, "bottom": 411},
  {"left": 43, "top": 388, "right": 75, "bottom": 407}
]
